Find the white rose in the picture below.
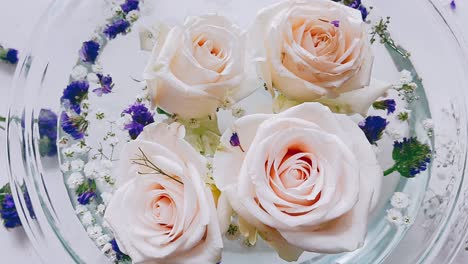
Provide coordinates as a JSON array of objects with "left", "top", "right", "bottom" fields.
[
  {"left": 144, "top": 15, "right": 260, "bottom": 119},
  {"left": 104, "top": 123, "right": 222, "bottom": 264},
  {"left": 213, "top": 103, "right": 382, "bottom": 261},
  {"left": 250, "top": 0, "right": 390, "bottom": 115}
]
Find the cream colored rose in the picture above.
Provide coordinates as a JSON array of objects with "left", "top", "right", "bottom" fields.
[
  {"left": 144, "top": 15, "right": 259, "bottom": 119},
  {"left": 250, "top": 0, "right": 390, "bottom": 115},
  {"left": 213, "top": 103, "right": 382, "bottom": 261},
  {"left": 104, "top": 123, "right": 222, "bottom": 264}
]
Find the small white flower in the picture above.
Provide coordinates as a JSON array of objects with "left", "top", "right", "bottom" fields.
[
  {"left": 97, "top": 204, "right": 106, "bottom": 215},
  {"left": 101, "top": 192, "right": 113, "bottom": 205},
  {"left": 402, "top": 215, "right": 413, "bottom": 225},
  {"left": 231, "top": 107, "right": 245, "bottom": 118},
  {"left": 67, "top": 172, "right": 84, "bottom": 189},
  {"left": 391, "top": 192, "right": 411, "bottom": 209},
  {"left": 400, "top": 70, "right": 413, "bottom": 84},
  {"left": 126, "top": 10, "right": 139, "bottom": 22},
  {"left": 422, "top": 119, "right": 434, "bottom": 131},
  {"left": 86, "top": 225, "right": 102, "bottom": 239},
  {"left": 96, "top": 234, "right": 111, "bottom": 246},
  {"left": 71, "top": 65, "right": 88, "bottom": 80},
  {"left": 82, "top": 212, "right": 95, "bottom": 226},
  {"left": 92, "top": 64, "right": 103, "bottom": 73},
  {"left": 386, "top": 129, "right": 403, "bottom": 141},
  {"left": 62, "top": 148, "right": 75, "bottom": 158},
  {"left": 75, "top": 205, "right": 88, "bottom": 215},
  {"left": 71, "top": 159, "right": 85, "bottom": 171},
  {"left": 112, "top": 5, "right": 123, "bottom": 14},
  {"left": 58, "top": 136, "right": 69, "bottom": 147},
  {"left": 60, "top": 162, "right": 71, "bottom": 172},
  {"left": 386, "top": 208, "right": 403, "bottom": 225},
  {"left": 84, "top": 161, "right": 99, "bottom": 179},
  {"left": 101, "top": 243, "right": 113, "bottom": 254},
  {"left": 87, "top": 73, "right": 100, "bottom": 84}
]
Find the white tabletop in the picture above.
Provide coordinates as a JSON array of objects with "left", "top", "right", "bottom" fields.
[{"left": 0, "top": 0, "right": 466, "bottom": 263}]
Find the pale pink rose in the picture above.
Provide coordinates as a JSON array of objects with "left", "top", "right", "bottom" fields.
[
  {"left": 250, "top": 0, "right": 390, "bottom": 115},
  {"left": 213, "top": 103, "right": 382, "bottom": 261},
  {"left": 104, "top": 123, "right": 223, "bottom": 264},
  {"left": 144, "top": 15, "right": 259, "bottom": 119}
]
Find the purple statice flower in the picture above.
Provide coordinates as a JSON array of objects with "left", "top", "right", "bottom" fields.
[
  {"left": 61, "top": 81, "right": 89, "bottom": 114},
  {"left": 23, "top": 191, "right": 36, "bottom": 219},
  {"left": 230, "top": 132, "right": 245, "bottom": 152},
  {"left": 123, "top": 103, "right": 155, "bottom": 139},
  {"left": 373, "top": 99, "right": 396, "bottom": 115},
  {"left": 38, "top": 109, "right": 58, "bottom": 157},
  {"left": 79, "top": 40, "right": 100, "bottom": 64},
  {"left": 450, "top": 0, "right": 456, "bottom": 10},
  {"left": 330, "top": 20, "right": 340, "bottom": 27},
  {"left": 92, "top": 73, "right": 114, "bottom": 96},
  {"left": 111, "top": 239, "right": 131, "bottom": 261},
  {"left": 0, "top": 194, "right": 22, "bottom": 229},
  {"left": 121, "top": 0, "right": 139, "bottom": 13},
  {"left": 60, "top": 112, "right": 88, "bottom": 140},
  {"left": 103, "top": 19, "right": 131, "bottom": 39},
  {"left": 348, "top": 0, "right": 369, "bottom": 21},
  {"left": 77, "top": 191, "right": 96, "bottom": 205},
  {"left": 359, "top": 116, "right": 388, "bottom": 145},
  {"left": 0, "top": 47, "right": 19, "bottom": 64}
]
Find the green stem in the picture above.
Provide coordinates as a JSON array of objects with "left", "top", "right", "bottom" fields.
[
  {"left": 0, "top": 116, "right": 5, "bottom": 122},
  {"left": 384, "top": 165, "right": 397, "bottom": 176}
]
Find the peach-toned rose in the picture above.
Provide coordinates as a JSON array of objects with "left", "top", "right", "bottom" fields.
[
  {"left": 104, "top": 123, "right": 222, "bottom": 264},
  {"left": 144, "top": 15, "right": 259, "bottom": 119},
  {"left": 213, "top": 103, "right": 382, "bottom": 261},
  {"left": 250, "top": 0, "right": 390, "bottom": 115}
]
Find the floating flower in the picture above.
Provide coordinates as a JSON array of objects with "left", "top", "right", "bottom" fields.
[
  {"left": 61, "top": 81, "right": 89, "bottom": 114},
  {"left": 250, "top": 0, "right": 390, "bottom": 115},
  {"left": 79, "top": 40, "right": 100, "bottom": 63},
  {"left": 122, "top": 103, "right": 154, "bottom": 139},
  {"left": 38, "top": 109, "right": 58, "bottom": 157},
  {"left": 373, "top": 99, "right": 396, "bottom": 115},
  {"left": 103, "top": 19, "right": 130, "bottom": 39},
  {"left": 386, "top": 208, "right": 403, "bottom": 225},
  {"left": 120, "top": 0, "right": 139, "bottom": 14},
  {"left": 0, "top": 46, "right": 19, "bottom": 64},
  {"left": 214, "top": 103, "right": 382, "bottom": 260},
  {"left": 77, "top": 191, "right": 96, "bottom": 205},
  {"left": 60, "top": 112, "right": 88, "bottom": 140},
  {"left": 384, "top": 137, "right": 432, "bottom": 177},
  {"left": 92, "top": 73, "right": 114, "bottom": 96},
  {"left": 390, "top": 192, "right": 410, "bottom": 209},
  {"left": 359, "top": 116, "right": 388, "bottom": 144}
]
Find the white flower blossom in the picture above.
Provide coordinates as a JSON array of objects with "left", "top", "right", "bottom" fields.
[
  {"left": 97, "top": 204, "right": 106, "bottom": 215},
  {"left": 75, "top": 204, "right": 88, "bottom": 215},
  {"left": 86, "top": 225, "right": 102, "bottom": 239},
  {"left": 92, "top": 64, "right": 103, "bottom": 73},
  {"left": 87, "top": 73, "right": 99, "bottom": 84},
  {"left": 400, "top": 70, "right": 413, "bottom": 83},
  {"left": 422, "top": 119, "right": 434, "bottom": 131},
  {"left": 391, "top": 192, "right": 411, "bottom": 209},
  {"left": 402, "top": 215, "right": 413, "bottom": 225},
  {"left": 71, "top": 159, "right": 85, "bottom": 171},
  {"left": 60, "top": 161, "right": 71, "bottom": 172},
  {"left": 62, "top": 148, "right": 75, "bottom": 158},
  {"left": 71, "top": 65, "right": 88, "bottom": 80},
  {"left": 67, "top": 172, "right": 84, "bottom": 189},
  {"left": 386, "top": 129, "right": 403, "bottom": 141},
  {"left": 84, "top": 161, "right": 99, "bottom": 179},
  {"left": 82, "top": 212, "right": 95, "bottom": 226},
  {"left": 126, "top": 10, "right": 139, "bottom": 22},
  {"left": 96, "top": 234, "right": 111, "bottom": 246},
  {"left": 386, "top": 208, "right": 403, "bottom": 225}
]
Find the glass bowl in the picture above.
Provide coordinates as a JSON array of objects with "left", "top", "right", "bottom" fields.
[{"left": 5, "top": 0, "right": 468, "bottom": 263}]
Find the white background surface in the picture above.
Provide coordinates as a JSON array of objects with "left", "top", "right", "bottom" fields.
[{"left": 0, "top": 0, "right": 467, "bottom": 263}]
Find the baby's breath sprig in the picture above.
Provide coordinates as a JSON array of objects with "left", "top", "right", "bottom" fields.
[
  {"left": 370, "top": 17, "right": 410, "bottom": 58},
  {"left": 131, "top": 147, "right": 183, "bottom": 184}
]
